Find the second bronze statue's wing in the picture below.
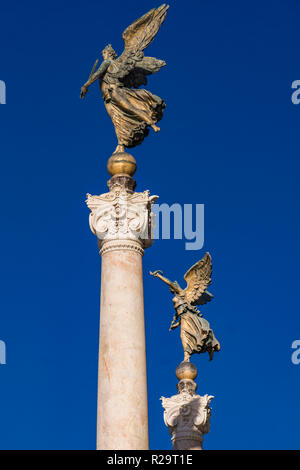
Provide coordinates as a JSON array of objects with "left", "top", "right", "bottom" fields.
[
  {"left": 115, "top": 4, "right": 169, "bottom": 87},
  {"left": 183, "top": 253, "right": 213, "bottom": 306}
]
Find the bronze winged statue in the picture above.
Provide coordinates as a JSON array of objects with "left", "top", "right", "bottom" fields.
[
  {"left": 80, "top": 4, "right": 169, "bottom": 155},
  {"left": 150, "top": 253, "right": 220, "bottom": 362}
]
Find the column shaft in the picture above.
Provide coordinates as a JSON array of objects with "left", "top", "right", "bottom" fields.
[{"left": 97, "top": 242, "right": 149, "bottom": 450}]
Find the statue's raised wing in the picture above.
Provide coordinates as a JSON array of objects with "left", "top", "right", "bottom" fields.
[
  {"left": 115, "top": 4, "right": 169, "bottom": 88},
  {"left": 183, "top": 253, "right": 213, "bottom": 305},
  {"left": 122, "top": 3, "right": 169, "bottom": 54}
]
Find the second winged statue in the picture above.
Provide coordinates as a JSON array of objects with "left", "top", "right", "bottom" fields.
[
  {"left": 151, "top": 253, "right": 221, "bottom": 362},
  {"left": 80, "top": 4, "right": 169, "bottom": 154}
]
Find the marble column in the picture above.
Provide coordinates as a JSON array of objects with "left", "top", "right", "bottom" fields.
[{"left": 86, "top": 153, "right": 158, "bottom": 450}]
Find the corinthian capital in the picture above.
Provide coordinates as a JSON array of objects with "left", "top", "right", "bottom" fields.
[
  {"left": 161, "top": 381, "right": 214, "bottom": 450},
  {"left": 86, "top": 184, "right": 158, "bottom": 253}
]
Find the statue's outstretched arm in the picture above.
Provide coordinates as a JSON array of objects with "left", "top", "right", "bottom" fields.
[{"left": 150, "top": 270, "right": 181, "bottom": 294}]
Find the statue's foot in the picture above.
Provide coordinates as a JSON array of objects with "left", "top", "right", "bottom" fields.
[
  {"left": 151, "top": 124, "right": 160, "bottom": 133},
  {"left": 114, "top": 144, "right": 125, "bottom": 154}
]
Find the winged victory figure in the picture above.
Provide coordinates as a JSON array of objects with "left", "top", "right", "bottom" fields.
[
  {"left": 150, "top": 253, "right": 220, "bottom": 362},
  {"left": 80, "top": 4, "right": 169, "bottom": 154}
]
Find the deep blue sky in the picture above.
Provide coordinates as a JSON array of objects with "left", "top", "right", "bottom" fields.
[{"left": 1, "top": 0, "right": 300, "bottom": 450}]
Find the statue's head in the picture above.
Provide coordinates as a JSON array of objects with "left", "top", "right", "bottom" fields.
[{"left": 102, "top": 44, "right": 117, "bottom": 60}]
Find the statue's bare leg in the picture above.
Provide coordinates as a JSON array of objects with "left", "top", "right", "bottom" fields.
[
  {"left": 114, "top": 144, "right": 125, "bottom": 153},
  {"left": 183, "top": 351, "right": 190, "bottom": 362}
]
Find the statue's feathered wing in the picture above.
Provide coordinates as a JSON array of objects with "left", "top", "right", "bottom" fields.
[
  {"left": 115, "top": 4, "right": 169, "bottom": 88},
  {"left": 183, "top": 253, "right": 214, "bottom": 306}
]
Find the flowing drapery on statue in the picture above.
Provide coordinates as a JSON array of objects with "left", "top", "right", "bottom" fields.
[
  {"left": 173, "top": 298, "right": 220, "bottom": 361},
  {"left": 150, "top": 253, "right": 221, "bottom": 362},
  {"left": 80, "top": 4, "right": 169, "bottom": 154}
]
